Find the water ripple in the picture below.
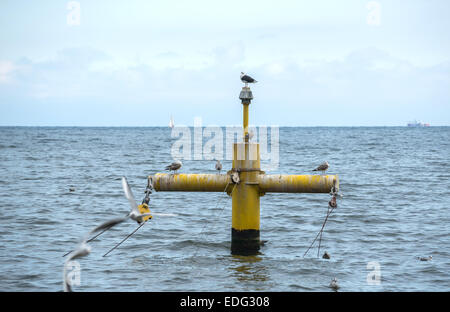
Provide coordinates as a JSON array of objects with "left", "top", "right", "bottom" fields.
[{"left": 0, "top": 126, "right": 449, "bottom": 291}]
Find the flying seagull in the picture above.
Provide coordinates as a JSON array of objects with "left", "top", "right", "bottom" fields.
[
  {"left": 63, "top": 218, "right": 125, "bottom": 292},
  {"left": 120, "top": 177, "right": 153, "bottom": 224},
  {"left": 62, "top": 216, "right": 129, "bottom": 257},
  {"left": 313, "top": 161, "right": 329, "bottom": 174},
  {"left": 88, "top": 176, "right": 153, "bottom": 225},
  {"left": 215, "top": 160, "right": 222, "bottom": 174},
  {"left": 101, "top": 177, "right": 154, "bottom": 257},
  {"left": 62, "top": 177, "right": 152, "bottom": 258},
  {"left": 103, "top": 176, "right": 180, "bottom": 258},
  {"left": 165, "top": 160, "right": 182, "bottom": 174},
  {"left": 240, "top": 72, "right": 257, "bottom": 86}
]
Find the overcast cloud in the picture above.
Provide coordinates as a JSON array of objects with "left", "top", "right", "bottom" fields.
[{"left": 0, "top": 1, "right": 449, "bottom": 126}]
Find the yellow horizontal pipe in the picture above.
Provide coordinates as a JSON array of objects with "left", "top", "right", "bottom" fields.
[
  {"left": 150, "top": 173, "right": 338, "bottom": 194},
  {"left": 259, "top": 174, "right": 338, "bottom": 193},
  {"left": 150, "top": 173, "right": 230, "bottom": 192}
]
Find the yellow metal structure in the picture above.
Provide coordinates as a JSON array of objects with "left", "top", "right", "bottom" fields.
[
  {"left": 259, "top": 174, "right": 338, "bottom": 194},
  {"left": 229, "top": 141, "right": 261, "bottom": 253},
  {"left": 137, "top": 203, "right": 152, "bottom": 222},
  {"left": 150, "top": 173, "right": 338, "bottom": 195},
  {"left": 151, "top": 173, "right": 230, "bottom": 192},
  {"left": 149, "top": 86, "right": 339, "bottom": 255},
  {"left": 243, "top": 103, "right": 249, "bottom": 140}
]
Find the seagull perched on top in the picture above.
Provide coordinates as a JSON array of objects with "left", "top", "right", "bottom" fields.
[
  {"left": 165, "top": 160, "right": 182, "bottom": 174},
  {"left": 313, "top": 161, "right": 329, "bottom": 174},
  {"left": 240, "top": 72, "right": 257, "bottom": 85}
]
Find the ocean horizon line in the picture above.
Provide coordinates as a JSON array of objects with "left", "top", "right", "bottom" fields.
[{"left": 0, "top": 125, "right": 448, "bottom": 128}]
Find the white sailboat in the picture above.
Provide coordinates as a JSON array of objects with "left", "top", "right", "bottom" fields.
[{"left": 169, "top": 115, "right": 174, "bottom": 128}]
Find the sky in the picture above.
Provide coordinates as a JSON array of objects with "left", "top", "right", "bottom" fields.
[{"left": 0, "top": 0, "right": 449, "bottom": 126}]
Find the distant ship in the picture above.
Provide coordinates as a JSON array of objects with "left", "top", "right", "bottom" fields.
[
  {"left": 169, "top": 115, "right": 174, "bottom": 128},
  {"left": 407, "top": 120, "right": 430, "bottom": 127}
]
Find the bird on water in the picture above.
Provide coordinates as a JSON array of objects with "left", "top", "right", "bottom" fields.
[
  {"left": 165, "top": 160, "right": 182, "bottom": 174},
  {"left": 313, "top": 161, "right": 329, "bottom": 174},
  {"left": 417, "top": 255, "right": 432, "bottom": 261},
  {"left": 215, "top": 160, "right": 222, "bottom": 174},
  {"left": 329, "top": 278, "right": 340, "bottom": 291}
]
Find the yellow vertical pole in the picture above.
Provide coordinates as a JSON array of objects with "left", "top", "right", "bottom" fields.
[
  {"left": 243, "top": 103, "right": 249, "bottom": 142},
  {"left": 232, "top": 86, "right": 260, "bottom": 255},
  {"left": 231, "top": 142, "right": 261, "bottom": 254}
]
